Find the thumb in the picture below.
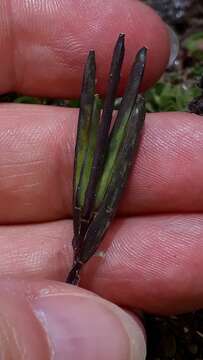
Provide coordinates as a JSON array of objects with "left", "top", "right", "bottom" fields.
[{"left": 0, "top": 280, "right": 146, "bottom": 359}]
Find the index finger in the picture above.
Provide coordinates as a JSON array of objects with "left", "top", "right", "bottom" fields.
[{"left": 0, "top": 0, "right": 170, "bottom": 97}]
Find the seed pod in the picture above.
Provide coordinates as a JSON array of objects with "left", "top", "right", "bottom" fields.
[{"left": 67, "top": 34, "right": 147, "bottom": 285}]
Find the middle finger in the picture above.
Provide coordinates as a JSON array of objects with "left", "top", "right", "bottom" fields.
[{"left": 0, "top": 104, "right": 202, "bottom": 223}]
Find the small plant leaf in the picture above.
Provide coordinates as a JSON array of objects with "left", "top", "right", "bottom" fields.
[
  {"left": 76, "top": 94, "right": 101, "bottom": 209},
  {"left": 72, "top": 50, "right": 96, "bottom": 240},
  {"left": 73, "top": 95, "right": 101, "bottom": 253},
  {"left": 82, "top": 34, "right": 125, "bottom": 220},
  {"left": 74, "top": 50, "right": 96, "bottom": 200},
  {"left": 95, "top": 48, "right": 147, "bottom": 207}
]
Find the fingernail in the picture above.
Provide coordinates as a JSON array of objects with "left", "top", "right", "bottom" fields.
[
  {"left": 32, "top": 292, "right": 146, "bottom": 360},
  {"left": 167, "top": 26, "right": 180, "bottom": 68}
]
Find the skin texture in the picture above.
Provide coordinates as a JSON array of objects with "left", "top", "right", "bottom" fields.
[
  {"left": 0, "top": 0, "right": 202, "bottom": 359},
  {"left": 0, "top": 0, "right": 169, "bottom": 96}
]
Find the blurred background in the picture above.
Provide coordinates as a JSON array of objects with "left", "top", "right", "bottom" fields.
[{"left": 143, "top": 3, "right": 203, "bottom": 359}]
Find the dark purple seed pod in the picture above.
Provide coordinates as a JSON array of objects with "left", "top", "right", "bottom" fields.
[{"left": 66, "top": 34, "right": 147, "bottom": 285}]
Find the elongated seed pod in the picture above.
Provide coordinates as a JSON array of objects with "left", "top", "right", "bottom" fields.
[
  {"left": 73, "top": 51, "right": 96, "bottom": 239},
  {"left": 73, "top": 95, "right": 101, "bottom": 252},
  {"left": 67, "top": 34, "right": 147, "bottom": 285},
  {"left": 82, "top": 34, "right": 125, "bottom": 220},
  {"left": 77, "top": 95, "right": 101, "bottom": 208},
  {"left": 95, "top": 48, "right": 147, "bottom": 207},
  {"left": 78, "top": 96, "right": 145, "bottom": 264}
]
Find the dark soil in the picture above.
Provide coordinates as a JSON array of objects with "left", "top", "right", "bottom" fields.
[{"left": 144, "top": 2, "right": 203, "bottom": 359}]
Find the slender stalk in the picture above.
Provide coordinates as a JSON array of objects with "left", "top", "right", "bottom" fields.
[{"left": 66, "top": 261, "right": 82, "bottom": 285}]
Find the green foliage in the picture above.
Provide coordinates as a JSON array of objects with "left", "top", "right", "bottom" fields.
[
  {"left": 13, "top": 96, "right": 43, "bottom": 104},
  {"left": 145, "top": 30, "right": 203, "bottom": 113},
  {"left": 183, "top": 32, "right": 203, "bottom": 60},
  {"left": 145, "top": 81, "right": 201, "bottom": 112}
]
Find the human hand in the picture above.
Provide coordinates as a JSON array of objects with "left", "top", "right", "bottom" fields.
[{"left": 0, "top": 1, "right": 202, "bottom": 359}]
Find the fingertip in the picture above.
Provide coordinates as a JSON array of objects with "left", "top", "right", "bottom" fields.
[
  {"left": 0, "top": 279, "right": 147, "bottom": 359},
  {"left": 0, "top": 0, "right": 170, "bottom": 97},
  {"left": 31, "top": 284, "right": 146, "bottom": 360}
]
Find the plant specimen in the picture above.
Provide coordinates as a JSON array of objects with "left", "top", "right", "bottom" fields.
[{"left": 66, "top": 34, "right": 147, "bottom": 285}]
